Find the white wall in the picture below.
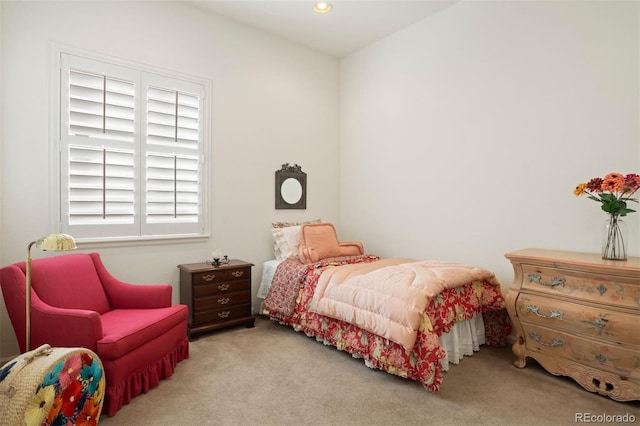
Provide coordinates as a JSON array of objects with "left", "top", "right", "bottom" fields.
[
  {"left": 0, "top": 1, "right": 340, "bottom": 358},
  {"left": 340, "top": 1, "right": 640, "bottom": 287},
  {"left": 2, "top": 0, "right": 639, "bottom": 360}
]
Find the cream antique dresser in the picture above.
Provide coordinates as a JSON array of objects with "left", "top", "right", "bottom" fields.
[{"left": 505, "top": 248, "right": 640, "bottom": 401}]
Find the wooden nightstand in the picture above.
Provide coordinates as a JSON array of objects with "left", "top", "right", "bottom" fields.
[
  {"left": 178, "top": 259, "right": 255, "bottom": 339},
  {"left": 505, "top": 249, "right": 640, "bottom": 401}
]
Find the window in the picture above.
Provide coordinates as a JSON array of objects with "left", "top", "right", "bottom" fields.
[{"left": 53, "top": 47, "right": 210, "bottom": 242}]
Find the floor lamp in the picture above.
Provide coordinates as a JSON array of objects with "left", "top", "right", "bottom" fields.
[{"left": 25, "top": 233, "right": 76, "bottom": 351}]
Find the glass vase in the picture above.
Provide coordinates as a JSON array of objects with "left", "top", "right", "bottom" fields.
[{"left": 602, "top": 214, "right": 627, "bottom": 260}]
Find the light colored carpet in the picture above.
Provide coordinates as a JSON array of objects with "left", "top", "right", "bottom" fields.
[{"left": 100, "top": 316, "right": 640, "bottom": 426}]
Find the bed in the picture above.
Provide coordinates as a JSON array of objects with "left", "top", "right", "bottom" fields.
[{"left": 258, "top": 222, "right": 512, "bottom": 392}]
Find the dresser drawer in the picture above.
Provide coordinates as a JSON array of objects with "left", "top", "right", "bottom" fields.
[
  {"left": 516, "top": 293, "right": 640, "bottom": 345},
  {"left": 523, "top": 323, "right": 640, "bottom": 379},
  {"left": 194, "top": 290, "right": 250, "bottom": 311},
  {"left": 194, "top": 304, "right": 251, "bottom": 326},
  {"left": 520, "top": 263, "right": 639, "bottom": 309},
  {"left": 193, "top": 279, "right": 250, "bottom": 297},
  {"left": 193, "top": 267, "right": 251, "bottom": 284}
]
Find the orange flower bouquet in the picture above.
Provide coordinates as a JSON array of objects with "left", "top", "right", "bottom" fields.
[{"left": 574, "top": 172, "right": 640, "bottom": 260}]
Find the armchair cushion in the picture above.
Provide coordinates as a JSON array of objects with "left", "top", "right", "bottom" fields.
[{"left": 98, "top": 306, "right": 188, "bottom": 359}]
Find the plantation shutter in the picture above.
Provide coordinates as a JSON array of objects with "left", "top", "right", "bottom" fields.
[
  {"left": 68, "top": 70, "right": 135, "bottom": 141},
  {"left": 68, "top": 147, "right": 135, "bottom": 225},
  {"left": 146, "top": 87, "right": 200, "bottom": 149},
  {"left": 142, "top": 75, "right": 204, "bottom": 235},
  {"left": 57, "top": 49, "right": 208, "bottom": 240},
  {"left": 145, "top": 153, "right": 199, "bottom": 222},
  {"left": 60, "top": 54, "right": 139, "bottom": 237}
]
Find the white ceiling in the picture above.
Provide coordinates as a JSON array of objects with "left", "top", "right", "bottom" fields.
[{"left": 186, "top": 0, "right": 458, "bottom": 57}]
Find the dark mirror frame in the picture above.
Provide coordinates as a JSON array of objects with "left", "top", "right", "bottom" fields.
[{"left": 275, "top": 163, "right": 306, "bottom": 209}]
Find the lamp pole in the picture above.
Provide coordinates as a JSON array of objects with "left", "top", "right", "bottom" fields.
[
  {"left": 23, "top": 234, "right": 76, "bottom": 352},
  {"left": 25, "top": 241, "right": 37, "bottom": 352}
]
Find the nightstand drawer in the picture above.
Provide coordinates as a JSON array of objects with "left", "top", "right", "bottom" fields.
[
  {"left": 195, "top": 291, "right": 250, "bottom": 311},
  {"left": 516, "top": 293, "right": 640, "bottom": 345},
  {"left": 193, "top": 267, "right": 251, "bottom": 284},
  {"left": 520, "top": 263, "right": 639, "bottom": 309},
  {"left": 193, "top": 280, "right": 250, "bottom": 297},
  {"left": 194, "top": 304, "right": 251, "bottom": 326}
]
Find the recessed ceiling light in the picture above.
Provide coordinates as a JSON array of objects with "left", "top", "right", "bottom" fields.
[{"left": 314, "top": 2, "right": 332, "bottom": 14}]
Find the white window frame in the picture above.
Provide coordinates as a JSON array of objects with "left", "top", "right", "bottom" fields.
[{"left": 49, "top": 42, "right": 211, "bottom": 244}]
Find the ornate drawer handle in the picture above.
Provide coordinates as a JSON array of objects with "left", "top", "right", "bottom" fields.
[
  {"left": 231, "top": 270, "right": 244, "bottom": 278},
  {"left": 528, "top": 332, "right": 565, "bottom": 347},
  {"left": 525, "top": 304, "right": 564, "bottom": 320},
  {"left": 582, "top": 315, "right": 611, "bottom": 335},
  {"left": 218, "top": 311, "right": 230, "bottom": 318},
  {"left": 218, "top": 297, "right": 230, "bottom": 305},
  {"left": 528, "top": 274, "right": 565, "bottom": 288},
  {"left": 202, "top": 274, "right": 216, "bottom": 281},
  {"left": 217, "top": 283, "right": 230, "bottom": 291}
]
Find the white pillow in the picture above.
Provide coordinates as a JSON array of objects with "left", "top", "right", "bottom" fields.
[
  {"left": 270, "top": 219, "right": 321, "bottom": 260},
  {"left": 271, "top": 225, "right": 302, "bottom": 261}
]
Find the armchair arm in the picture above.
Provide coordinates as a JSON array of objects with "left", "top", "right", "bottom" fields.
[
  {"left": 30, "top": 296, "right": 103, "bottom": 353},
  {"left": 0, "top": 264, "right": 103, "bottom": 353},
  {"left": 89, "top": 252, "right": 172, "bottom": 309}
]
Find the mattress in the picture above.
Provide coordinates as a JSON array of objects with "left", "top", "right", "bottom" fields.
[{"left": 257, "top": 259, "right": 282, "bottom": 300}]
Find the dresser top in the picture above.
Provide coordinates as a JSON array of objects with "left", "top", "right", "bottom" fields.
[
  {"left": 177, "top": 259, "right": 253, "bottom": 273},
  {"left": 505, "top": 248, "right": 640, "bottom": 275}
]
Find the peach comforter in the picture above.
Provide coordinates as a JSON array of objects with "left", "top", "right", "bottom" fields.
[{"left": 309, "top": 258, "right": 502, "bottom": 350}]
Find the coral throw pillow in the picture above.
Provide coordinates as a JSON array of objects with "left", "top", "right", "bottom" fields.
[{"left": 298, "top": 223, "right": 364, "bottom": 263}]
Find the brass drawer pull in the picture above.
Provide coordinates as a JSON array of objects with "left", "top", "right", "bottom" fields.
[
  {"left": 218, "top": 297, "right": 230, "bottom": 305},
  {"left": 202, "top": 274, "right": 216, "bottom": 281},
  {"left": 528, "top": 332, "right": 565, "bottom": 348},
  {"left": 528, "top": 274, "right": 565, "bottom": 289},
  {"left": 232, "top": 270, "right": 244, "bottom": 278},
  {"left": 217, "top": 283, "right": 230, "bottom": 291},
  {"left": 218, "top": 311, "right": 230, "bottom": 318}
]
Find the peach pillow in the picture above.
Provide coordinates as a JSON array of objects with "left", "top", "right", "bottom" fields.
[{"left": 298, "top": 223, "right": 364, "bottom": 263}]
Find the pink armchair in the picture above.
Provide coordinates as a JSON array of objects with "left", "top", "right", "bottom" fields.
[{"left": 0, "top": 252, "right": 189, "bottom": 416}]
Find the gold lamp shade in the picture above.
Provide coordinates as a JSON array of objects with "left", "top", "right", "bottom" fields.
[{"left": 34, "top": 233, "right": 77, "bottom": 251}]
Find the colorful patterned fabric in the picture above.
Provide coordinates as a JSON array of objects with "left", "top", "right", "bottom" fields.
[
  {"left": 262, "top": 256, "right": 511, "bottom": 391},
  {"left": 35, "top": 352, "right": 104, "bottom": 425},
  {"left": 0, "top": 348, "right": 105, "bottom": 426}
]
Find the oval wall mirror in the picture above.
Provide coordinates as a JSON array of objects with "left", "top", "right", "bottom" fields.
[
  {"left": 275, "top": 164, "right": 306, "bottom": 209},
  {"left": 281, "top": 178, "right": 303, "bottom": 204}
]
